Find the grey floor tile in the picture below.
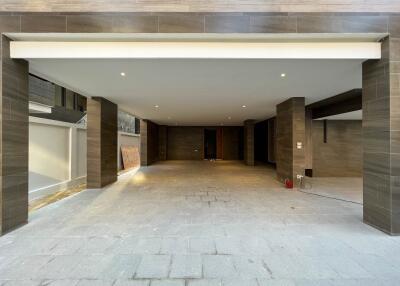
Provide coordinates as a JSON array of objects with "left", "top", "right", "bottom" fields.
[
  {"left": 187, "top": 280, "right": 221, "bottom": 286},
  {"left": 113, "top": 280, "right": 150, "bottom": 286},
  {"left": 169, "top": 255, "right": 202, "bottom": 278},
  {"left": 150, "top": 280, "right": 185, "bottom": 286},
  {"left": 203, "top": 255, "right": 237, "bottom": 278},
  {"left": 135, "top": 255, "right": 171, "bottom": 279}
]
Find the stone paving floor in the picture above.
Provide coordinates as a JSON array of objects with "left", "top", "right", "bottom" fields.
[{"left": 0, "top": 161, "right": 399, "bottom": 286}]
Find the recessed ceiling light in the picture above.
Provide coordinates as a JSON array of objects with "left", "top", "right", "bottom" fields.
[
  {"left": 281, "top": 73, "right": 286, "bottom": 78},
  {"left": 154, "top": 105, "right": 159, "bottom": 108},
  {"left": 228, "top": 116, "right": 232, "bottom": 120},
  {"left": 242, "top": 105, "right": 247, "bottom": 108},
  {"left": 120, "top": 72, "right": 126, "bottom": 76}
]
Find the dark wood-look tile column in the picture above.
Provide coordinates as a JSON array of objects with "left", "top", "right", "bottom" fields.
[
  {"left": 0, "top": 36, "right": 29, "bottom": 234},
  {"left": 244, "top": 120, "right": 255, "bottom": 166},
  {"left": 140, "top": 119, "right": 159, "bottom": 166},
  {"left": 276, "top": 97, "right": 305, "bottom": 187},
  {"left": 158, "top": 125, "right": 167, "bottom": 161},
  {"left": 363, "top": 33, "right": 400, "bottom": 234},
  {"left": 87, "top": 97, "right": 118, "bottom": 188}
]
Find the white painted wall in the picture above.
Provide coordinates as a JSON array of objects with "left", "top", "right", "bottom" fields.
[
  {"left": 29, "top": 117, "right": 87, "bottom": 200},
  {"left": 29, "top": 117, "right": 140, "bottom": 201},
  {"left": 29, "top": 121, "right": 70, "bottom": 190}
]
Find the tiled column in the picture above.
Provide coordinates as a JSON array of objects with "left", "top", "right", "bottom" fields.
[
  {"left": 158, "top": 125, "right": 167, "bottom": 161},
  {"left": 0, "top": 36, "right": 29, "bottom": 234},
  {"left": 244, "top": 120, "right": 255, "bottom": 166},
  {"left": 363, "top": 34, "right": 400, "bottom": 234},
  {"left": 140, "top": 119, "right": 159, "bottom": 166},
  {"left": 276, "top": 97, "right": 306, "bottom": 187},
  {"left": 87, "top": 97, "right": 118, "bottom": 188}
]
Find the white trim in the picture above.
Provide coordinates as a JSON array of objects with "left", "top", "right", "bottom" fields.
[
  {"left": 29, "top": 176, "right": 86, "bottom": 201},
  {"left": 29, "top": 101, "right": 52, "bottom": 113},
  {"left": 29, "top": 116, "right": 86, "bottom": 129},
  {"left": 11, "top": 41, "right": 381, "bottom": 60},
  {"left": 119, "top": 131, "right": 140, "bottom": 137}
]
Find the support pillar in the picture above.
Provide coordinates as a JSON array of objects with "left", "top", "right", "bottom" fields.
[
  {"left": 140, "top": 119, "right": 159, "bottom": 166},
  {"left": 158, "top": 125, "right": 167, "bottom": 161},
  {"left": 87, "top": 97, "right": 117, "bottom": 188},
  {"left": 0, "top": 36, "right": 29, "bottom": 234},
  {"left": 244, "top": 120, "right": 255, "bottom": 166},
  {"left": 363, "top": 35, "right": 400, "bottom": 234},
  {"left": 276, "top": 97, "right": 305, "bottom": 187}
]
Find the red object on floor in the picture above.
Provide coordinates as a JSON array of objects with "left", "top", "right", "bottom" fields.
[{"left": 284, "top": 179, "right": 293, "bottom": 189}]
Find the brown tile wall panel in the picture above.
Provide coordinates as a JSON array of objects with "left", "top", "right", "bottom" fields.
[
  {"left": 21, "top": 15, "right": 67, "bottom": 32},
  {"left": 267, "top": 118, "right": 276, "bottom": 163},
  {"left": 87, "top": 97, "right": 117, "bottom": 188},
  {"left": 0, "top": 36, "right": 29, "bottom": 235},
  {"left": 166, "top": 126, "right": 242, "bottom": 160},
  {"left": 159, "top": 14, "right": 204, "bottom": 33},
  {"left": 304, "top": 109, "right": 313, "bottom": 170},
  {"left": 0, "top": 16, "right": 21, "bottom": 33},
  {"left": 363, "top": 34, "right": 400, "bottom": 235},
  {"left": 205, "top": 15, "right": 250, "bottom": 33},
  {"left": 158, "top": 125, "right": 167, "bottom": 160},
  {"left": 66, "top": 15, "right": 113, "bottom": 32},
  {"left": 297, "top": 16, "right": 389, "bottom": 33},
  {"left": 167, "top": 127, "right": 204, "bottom": 160},
  {"left": 312, "top": 120, "right": 362, "bottom": 177},
  {"left": 1, "top": 1, "right": 400, "bottom": 13},
  {"left": 243, "top": 120, "right": 255, "bottom": 166},
  {"left": 250, "top": 16, "right": 297, "bottom": 33},
  {"left": 276, "top": 98, "right": 305, "bottom": 187},
  {"left": 140, "top": 119, "right": 159, "bottom": 166},
  {"left": 222, "top": 127, "right": 242, "bottom": 160},
  {"left": 112, "top": 15, "right": 158, "bottom": 33}
]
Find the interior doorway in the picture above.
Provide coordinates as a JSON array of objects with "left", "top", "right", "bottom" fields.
[{"left": 204, "top": 129, "right": 217, "bottom": 159}]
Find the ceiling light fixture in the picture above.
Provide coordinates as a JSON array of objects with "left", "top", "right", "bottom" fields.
[
  {"left": 154, "top": 105, "right": 159, "bottom": 108},
  {"left": 228, "top": 116, "right": 232, "bottom": 120},
  {"left": 281, "top": 73, "right": 286, "bottom": 78},
  {"left": 242, "top": 105, "right": 247, "bottom": 108},
  {"left": 120, "top": 72, "right": 126, "bottom": 76}
]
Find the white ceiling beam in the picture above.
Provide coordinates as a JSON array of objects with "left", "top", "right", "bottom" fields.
[{"left": 11, "top": 41, "right": 381, "bottom": 60}]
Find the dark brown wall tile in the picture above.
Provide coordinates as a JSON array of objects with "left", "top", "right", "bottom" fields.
[
  {"left": 112, "top": 15, "right": 157, "bottom": 32},
  {"left": 250, "top": 16, "right": 297, "bottom": 33},
  {"left": 21, "top": 15, "right": 66, "bottom": 32},
  {"left": 205, "top": 15, "right": 250, "bottom": 33},
  {"left": 67, "top": 15, "right": 113, "bottom": 32},
  {"left": 312, "top": 120, "right": 362, "bottom": 177},
  {"left": 87, "top": 97, "right": 117, "bottom": 188},
  {"left": 0, "top": 16, "right": 21, "bottom": 33},
  {"left": 298, "top": 16, "right": 388, "bottom": 33},
  {"left": 159, "top": 15, "right": 204, "bottom": 33}
]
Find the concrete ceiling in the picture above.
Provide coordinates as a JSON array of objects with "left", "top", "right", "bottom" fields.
[{"left": 30, "top": 58, "right": 362, "bottom": 126}]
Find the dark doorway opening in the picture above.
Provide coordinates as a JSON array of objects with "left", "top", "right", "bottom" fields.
[{"left": 204, "top": 129, "right": 217, "bottom": 159}]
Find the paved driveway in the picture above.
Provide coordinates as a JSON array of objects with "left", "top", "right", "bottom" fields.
[{"left": 0, "top": 161, "right": 399, "bottom": 286}]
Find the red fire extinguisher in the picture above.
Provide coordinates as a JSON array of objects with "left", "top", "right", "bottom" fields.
[{"left": 284, "top": 178, "right": 293, "bottom": 189}]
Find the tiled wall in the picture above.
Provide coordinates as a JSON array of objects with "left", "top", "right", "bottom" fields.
[
  {"left": 87, "top": 97, "right": 118, "bottom": 188},
  {"left": 363, "top": 35, "right": 400, "bottom": 234},
  {"left": 312, "top": 120, "right": 362, "bottom": 177},
  {"left": 0, "top": 36, "right": 29, "bottom": 234},
  {"left": 0, "top": 14, "right": 398, "bottom": 34},
  {"left": 276, "top": 98, "right": 305, "bottom": 186},
  {"left": 0, "top": 1, "right": 398, "bottom": 13}
]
